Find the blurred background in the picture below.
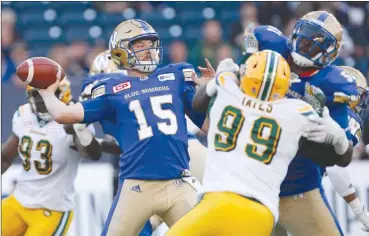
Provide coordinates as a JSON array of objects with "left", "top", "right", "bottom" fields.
[
  {"left": 1, "top": 2, "right": 369, "bottom": 235},
  {"left": 2, "top": 1, "right": 369, "bottom": 143}
]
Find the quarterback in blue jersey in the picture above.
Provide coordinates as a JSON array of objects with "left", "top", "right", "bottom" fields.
[
  {"left": 321, "top": 66, "right": 369, "bottom": 232},
  {"left": 242, "top": 11, "right": 357, "bottom": 236},
  {"left": 38, "top": 19, "right": 206, "bottom": 236},
  {"left": 81, "top": 51, "right": 155, "bottom": 236}
]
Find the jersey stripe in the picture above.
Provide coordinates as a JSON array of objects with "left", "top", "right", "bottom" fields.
[
  {"left": 53, "top": 211, "right": 70, "bottom": 236},
  {"left": 317, "top": 12, "right": 329, "bottom": 22}
]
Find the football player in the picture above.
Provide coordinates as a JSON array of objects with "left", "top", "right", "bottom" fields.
[
  {"left": 78, "top": 49, "right": 125, "bottom": 156},
  {"left": 37, "top": 19, "right": 206, "bottom": 236},
  {"left": 1, "top": 79, "right": 101, "bottom": 236},
  {"left": 321, "top": 66, "right": 369, "bottom": 232},
  {"left": 81, "top": 50, "right": 156, "bottom": 236},
  {"left": 167, "top": 50, "right": 350, "bottom": 235},
  {"left": 240, "top": 11, "right": 357, "bottom": 236}
]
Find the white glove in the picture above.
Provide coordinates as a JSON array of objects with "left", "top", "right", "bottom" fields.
[
  {"left": 73, "top": 123, "right": 93, "bottom": 146},
  {"left": 356, "top": 209, "right": 369, "bottom": 232},
  {"left": 216, "top": 58, "right": 240, "bottom": 74},
  {"left": 243, "top": 25, "right": 259, "bottom": 54},
  {"left": 303, "top": 107, "right": 349, "bottom": 155}
]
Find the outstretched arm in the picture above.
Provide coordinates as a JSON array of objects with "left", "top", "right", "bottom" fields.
[
  {"left": 39, "top": 89, "right": 84, "bottom": 124},
  {"left": 2, "top": 134, "right": 19, "bottom": 174}
]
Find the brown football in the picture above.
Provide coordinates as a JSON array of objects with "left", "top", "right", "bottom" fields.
[{"left": 16, "top": 57, "right": 65, "bottom": 89}]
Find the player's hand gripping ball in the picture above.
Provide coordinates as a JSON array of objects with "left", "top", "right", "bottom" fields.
[{"left": 16, "top": 57, "right": 65, "bottom": 89}]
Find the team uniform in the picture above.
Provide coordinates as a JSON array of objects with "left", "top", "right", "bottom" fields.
[
  {"left": 2, "top": 103, "right": 94, "bottom": 236},
  {"left": 252, "top": 24, "right": 357, "bottom": 235},
  {"left": 167, "top": 70, "right": 319, "bottom": 236},
  {"left": 82, "top": 72, "right": 156, "bottom": 236},
  {"left": 81, "top": 62, "right": 205, "bottom": 235}
]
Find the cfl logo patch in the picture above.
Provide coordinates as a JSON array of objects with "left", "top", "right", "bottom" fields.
[{"left": 113, "top": 81, "right": 132, "bottom": 93}]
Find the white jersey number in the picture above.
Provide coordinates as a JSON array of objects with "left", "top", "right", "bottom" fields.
[
  {"left": 129, "top": 94, "right": 178, "bottom": 140},
  {"left": 19, "top": 136, "right": 53, "bottom": 175},
  {"left": 214, "top": 105, "right": 281, "bottom": 164}
]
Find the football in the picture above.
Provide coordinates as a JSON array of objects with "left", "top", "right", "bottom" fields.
[{"left": 16, "top": 57, "right": 65, "bottom": 89}]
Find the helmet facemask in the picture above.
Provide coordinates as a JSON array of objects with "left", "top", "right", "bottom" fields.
[
  {"left": 109, "top": 20, "right": 163, "bottom": 73},
  {"left": 27, "top": 89, "right": 53, "bottom": 122},
  {"left": 287, "top": 20, "right": 339, "bottom": 68},
  {"left": 357, "top": 87, "right": 369, "bottom": 118}
]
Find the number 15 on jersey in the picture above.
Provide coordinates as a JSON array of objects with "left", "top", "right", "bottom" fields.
[{"left": 129, "top": 94, "right": 179, "bottom": 140}]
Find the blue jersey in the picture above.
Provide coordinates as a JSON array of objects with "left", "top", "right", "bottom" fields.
[
  {"left": 81, "top": 63, "right": 205, "bottom": 180},
  {"left": 254, "top": 25, "right": 357, "bottom": 196},
  {"left": 81, "top": 73, "right": 122, "bottom": 141}
]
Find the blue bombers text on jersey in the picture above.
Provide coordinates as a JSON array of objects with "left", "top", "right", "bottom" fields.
[
  {"left": 252, "top": 25, "right": 357, "bottom": 196},
  {"left": 81, "top": 63, "right": 206, "bottom": 180}
]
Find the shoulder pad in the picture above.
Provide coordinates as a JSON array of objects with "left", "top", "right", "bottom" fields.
[
  {"left": 162, "top": 62, "right": 195, "bottom": 82},
  {"left": 215, "top": 71, "right": 238, "bottom": 87},
  {"left": 13, "top": 104, "right": 32, "bottom": 125},
  {"left": 82, "top": 73, "right": 105, "bottom": 91},
  {"left": 90, "top": 73, "right": 129, "bottom": 98},
  {"left": 320, "top": 66, "right": 358, "bottom": 105}
]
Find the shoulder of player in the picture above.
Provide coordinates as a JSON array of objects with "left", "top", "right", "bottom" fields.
[
  {"left": 215, "top": 71, "right": 238, "bottom": 86},
  {"left": 278, "top": 98, "right": 317, "bottom": 117},
  {"left": 318, "top": 65, "right": 358, "bottom": 104},
  {"left": 15, "top": 103, "right": 32, "bottom": 118},
  {"left": 319, "top": 66, "right": 357, "bottom": 94},
  {"left": 254, "top": 25, "right": 288, "bottom": 44},
  {"left": 90, "top": 73, "right": 130, "bottom": 98},
  {"left": 159, "top": 62, "right": 194, "bottom": 81}
]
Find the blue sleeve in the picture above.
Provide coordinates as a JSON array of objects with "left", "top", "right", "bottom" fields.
[
  {"left": 324, "top": 67, "right": 358, "bottom": 107},
  {"left": 329, "top": 105, "right": 352, "bottom": 140},
  {"left": 184, "top": 82, "right": 206, "bottom": 128},
  {"left": 254, "top": 26, "right": 288, "bottom": 51},
  {"left": 81, "top": 83, "right": 115, "bottom": 124}
]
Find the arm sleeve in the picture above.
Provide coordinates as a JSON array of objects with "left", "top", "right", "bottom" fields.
[
  {"left": 81, "top": 84, "right": 115, "bottom": 124},
  {"left": 326, "top": 165, "right": 355, "bottom": 197},
  {"left": 81, "top": 97, "right": 114, "bottom": 124},
  {"left": 254, "top": 25, "right": 286, "bottom": 51}
]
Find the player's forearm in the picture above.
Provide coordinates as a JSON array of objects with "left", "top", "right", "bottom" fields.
[
  {"left": 74, "top": 135, "right": 101, "bottom": 160},
  {"left": 192, "top": 84, "right": 212, "bottom": 113},
  {"left": 38, "top": 90, "right": 84, "bottom": 124},
  {"left": 100, "top": 140, "right": 122, "bottom": 156},
  {"left": 326, "top": 166, "right": 355, "bottom": 198},
  {"left": 335, "top": 141, "right": 353, "bottom": 167}
]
